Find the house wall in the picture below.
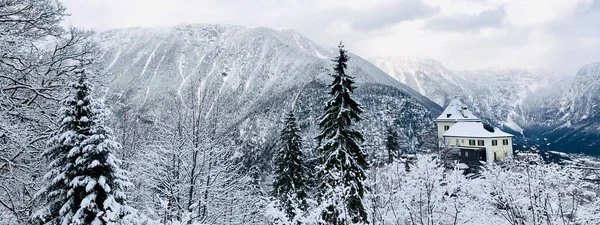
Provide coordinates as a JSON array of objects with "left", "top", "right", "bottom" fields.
[
  {"left": 486, "top": 138, "right": 513, "bottom": 162},
  {"left": 444, "top": 137, "right": 485, "bottom": 147},
  {"left": 436, "top": 121, "right": 456, "bottom": 144},
  {"left": 444, "top": 137, "right": 513, "bottom": 163}
]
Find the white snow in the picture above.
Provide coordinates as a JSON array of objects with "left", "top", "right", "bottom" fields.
[
  {"left": 293, "top": 34, "right": 306, "bottom": 52},
  {"left": 106, "top": 47, "right": 121, "bottom": 70},
  {"left": 140, "top": 41, "right": 165, "bottom": 106},
  {"left": 434, "top": 99, "right": 481, "bottom": 122},
  {"left": 443, "top": 121, "right": 514, "bottom": 138},
  {"left": 503, "top": 115, "right": 524, "bottom": 136},
  {"left": 309, "top": 42, "right": 327, "bottom": 59}
]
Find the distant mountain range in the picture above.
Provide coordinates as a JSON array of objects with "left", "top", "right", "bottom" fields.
[
  {"left": 371, "top": 57, "right": 600, "bottom": 155},
  {"left": 96, "top": 24, "right": 441, "bottom": 166},
  {"left": 94, "top": 23, "right": 599, "bottom": 157}
]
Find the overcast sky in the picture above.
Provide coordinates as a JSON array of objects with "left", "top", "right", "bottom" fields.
[{"left": 62, "top": 0, "right": 599, "bottom": 75}]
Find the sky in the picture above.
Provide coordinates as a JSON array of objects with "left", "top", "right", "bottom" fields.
[{"left": 61, "top": 0, "right": 599, "bottom": 75}]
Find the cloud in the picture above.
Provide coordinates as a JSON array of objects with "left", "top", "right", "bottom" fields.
[
  {"left": 59, "top": 0, "right": 599, "bottom": 74},
  {"left": 588, "top": 0, "right": 600, "bottom": 11},
  {"left": 424, "top": 7, "right": 507, "bottom": 32},
  {"left": 350, "top": 0, "right": 439, "bottom": 31},
  {"left": 539, "top": 0, "right": 600, "bottom": 73}
]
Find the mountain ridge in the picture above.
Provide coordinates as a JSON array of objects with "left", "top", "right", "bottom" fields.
[
  {"left": 96, "top": 24, "right": 442, "bottom": 167},
  {"left": 371, "top": 56, "right": 600, "bottom": 155}
]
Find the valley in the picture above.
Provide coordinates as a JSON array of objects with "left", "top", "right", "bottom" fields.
[{"left": 372, "top": 57, "right": 600, "bottom": 155}]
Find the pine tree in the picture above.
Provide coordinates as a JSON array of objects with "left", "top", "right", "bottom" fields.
[
  {"left": 34, "top": 69, "right": 131, "bottom": 225},
  {"left": 385, "top": 127, "right": 399, "bottom": 164},
  {"left": 272, "top": 112, "right": 308, "bottom": 223},
  {"left": 315, "top": 42, "right": 369, "bottom": 224}
]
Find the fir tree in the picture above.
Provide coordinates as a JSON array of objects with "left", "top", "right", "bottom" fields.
[
  {"left": 315, "top": 42, "right": 369, "bottom": 224},
  {"left": 385, "top": 127, "right": 399, "bottom": 164},
  {"left": 272, "top": 112, "right": 308, "bottom": 223},
  {"left": 34, "top": 69, "right": 131, "bottom": 225}
]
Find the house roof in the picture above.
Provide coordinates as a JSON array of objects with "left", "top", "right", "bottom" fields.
[
  {"left": 457, "top": 163, "right": 470, "bottom": 170},
  {"left": 443, "top": 122, "right": 514, "bottom": 138},
  {"left": 434, "top": 99, "right": 481, "bottom": 122}
]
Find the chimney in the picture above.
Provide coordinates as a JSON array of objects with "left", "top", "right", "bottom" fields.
[{"left": 461, "top": 106, "right": 468, "bottom": 118}]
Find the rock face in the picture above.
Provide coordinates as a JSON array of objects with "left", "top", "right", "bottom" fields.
[
  {"left": 96, "top": 24, "right": 441, "bottom": 165},
  {"left": 372, "top": 57, "right": 600, "bottom": 155}
]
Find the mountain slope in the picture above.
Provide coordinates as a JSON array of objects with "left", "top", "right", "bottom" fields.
[
  {"left": 547, "top": 62, "right": 600, "bottom": 153},
  {"left": 560, "top": 62, "right": 600, "bottom": 124},
  {"left": 371, "top": 57, "right": 600, "bottom": 155},
  {"left": 371, "top": 57, "right": 464, "bottom": 107},
  {"left": 96, "top": 24, "right": 442, "bottom": 166}
]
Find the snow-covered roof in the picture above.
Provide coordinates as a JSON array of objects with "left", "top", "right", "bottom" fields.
[
  {"left": 443, "top": 122, "right": 514, "bottom": 138},
  {"left": 457, "top": 163, "right": 469, "bottom": 170},
  {"left": 434, "top": 99, "right": 481, "bottom": 122}
]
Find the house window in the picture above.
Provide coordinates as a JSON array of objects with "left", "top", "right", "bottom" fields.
[
  {"left": 444, "top": 125, "right": 450, "bottom": 131},
  {"left": 477, "top": 140, "right": 484, "bottom": 146},
  {"left": 468, "top": 140, "right": 475, "bottom": 145},
  {"left": 492, "top": 140, "right": 498, "bottom": 146},
  {"left": 503, "top": 139, "right": 509, "bottom": 145},
  {"left": 465, "top": 151, "right": 468, "bottom": 157},
  {"left": 461, "top": 139, "right": 464, "bottom": 143}
]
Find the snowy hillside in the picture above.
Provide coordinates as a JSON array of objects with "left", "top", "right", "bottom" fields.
[
  {"left": 372, "top": 57, "right": 600, "bottom": 155},
  {"left": 546, "top": 62, "right": 600, "bottom": 154},
  {"left": 96, "top": 24, "right": 441, "bottom": 166},
  {"left": 371, "top": 57, "right": 464, "bottom": 107},
  {"left": 560, "top": 62, "right": 600, "bottom": 124}
]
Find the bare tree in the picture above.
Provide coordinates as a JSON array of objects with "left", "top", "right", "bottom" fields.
[
  {"left": 0, "top": 1, "right": 100, "bottom": 222},
  {"left": 479, "top": 158, "right": 600, "bottom": 225}
]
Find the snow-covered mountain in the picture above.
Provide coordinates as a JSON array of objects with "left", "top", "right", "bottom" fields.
[
  {"left": 96, "top": 24, "right": 441, "bottom": 165},
  {"left": 371, "top": 57, "right": 464, "bottom": 107},
  {"left": 547, "top": 62, "right": 600, "bottom": 154},
  {"left": 560, "top": 62, "right": 600, "bottom": 124},
  {"left": 372, "top": 57, "right": 600, "bottom": 155}
]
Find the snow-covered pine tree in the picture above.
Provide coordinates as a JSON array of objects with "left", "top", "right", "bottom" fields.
[
  {"left": 34, "top": 69, "right": 131, "bottom": 225},
  {"left": 315, "top": 42, "right": 369, "bottom": 225},
  {"left": 272, "top": 112, "right": 308, "bottom": 223},
  {"left": 385, "top": 127, "right": 399, "bottom": 164}
]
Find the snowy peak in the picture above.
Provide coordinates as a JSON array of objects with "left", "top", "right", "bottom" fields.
[
  {"left": 561, "top": 62, "right": 600, "bottom": 123},
  {"left": 576, "top": 62, "right": 600, "bottom": 80},
  {"left": 370, "top": 56, "right": 445, "bottom": 75},
  {"left": 369, "top": 57, "right": 462, "bottom": 106},
  {"left": 97, "top": 24, "right": 441, "bottom": 166}
]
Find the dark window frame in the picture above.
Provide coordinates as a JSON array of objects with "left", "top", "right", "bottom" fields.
[
  {"left": 477, "top": 140, "right": 485, "bottom": 146},
  {"left": 503, "top": 139, "right": 509, "bottom": 145},
  {"left": 444, "top": 125, "right": 450, "bottom": 131},
  {"left": 492, "top": 140, "right": 498, "bottom": 146},
  {"left": 469, "top": 140, "right": 475, "bottom": 145}
]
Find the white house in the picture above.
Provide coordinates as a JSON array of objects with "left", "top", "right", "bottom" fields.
[{"left": 434, "top": 99, "right": 514, "bottom": 163}]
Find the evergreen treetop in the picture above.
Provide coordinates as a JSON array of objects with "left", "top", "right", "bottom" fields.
[
  {"left": 34, "top": 69, "right": 131, "bottom": 225},
  {"left": 272, "top": 111, "right": 308, "bottom": 222},
  {"left": 385, "top": 127, "right": 399, "bottom": 164},
  {"left": 315, "top": 42, "right": 369, "bottom": 225}
]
